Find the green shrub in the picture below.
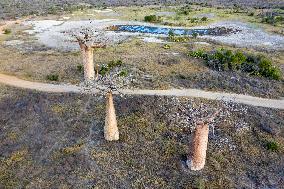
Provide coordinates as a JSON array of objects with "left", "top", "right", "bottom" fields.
[
  {"left": 201, "top": 17, "right": 208, "bottom": 21},
  {"left": 266, "top": 141, "right": 280, "bottom": 152},
  {"left": 77, "top": 65, "right": 83, "bottom": 72},
  {"left": 163, "top": 44, "right": 171, "bottom": 49},
  {"left": 192, "top": 32, "right": 198, "bottom": 38},
  {"left": 188, "top": 49, "right": 207, "bottom": 59},
  {"left": 144, "top": 15, "right": 161, "bottom": 23},
  {"left": 118, "top": 69, "right": 128, "bottom": 77},
  {"left": 190, "top": 18, "right": 199, "bottom": 23},
  {"left": 168, "top": 30, "right": 190, "bottom": 42},
  {"left": 99, "top": 65, "right": 109, "bottom": 76},
  {"left": 3, "top": 29, "right": 11, "bottom": 34},
  {"left": 258, "top": 58, "right": 281, "bottom": 80},
  {"left": 261, "top": 14, "right": 283, "bottom": 25},
  {"left": 99, "top": 60, "right": 123, "bottom": 76},
  {"left": 168, "top": 30, "right": 175, "bottom": 37},
  {"left": 108, "top": 60, "right": 123, "bottom": 69},
  {"left": 46, "top": 74, "right": 59, "bottom": 81},
  {"left": 188, "top": 49, "right": 282, "bottom": 80},
  {"left": 248, "top": 12, "right": 254, "bottom": 16}
]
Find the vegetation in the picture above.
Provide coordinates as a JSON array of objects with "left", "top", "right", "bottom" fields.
[
  {"left": 265, "top": 141, "right": 280, "bottom": 152},
  {"left": 77, "top": 65, "right": 83, "bottom": 72},
  {"left": 261, "top": 12, "right": 283, "bottom": 25},
  {"left": 3, "top": 29, "right": 11, "bottom": 34},
  {"left": 46, "top": 74, "right": 59, "bottom": 81},
  {"left": 201, "top": 17, "right": 208, "bottom": 21},
  {"left": 189, "top": 49, "right": 282, "bottom": 80},
  {"left": 177, "top": 5, "right": 192, "bottom": 15},
  {"left": 144, "top": 15, "right": 161, "bottom": 23},
  {"left": 192, "top": 32, "right": 198, "bottom": 38},
  {"left": 168, "top": 32, "right": 191, "bottom": 42},
  {"left": 163, "top": 44, "right": 171, "bottom": 49}
]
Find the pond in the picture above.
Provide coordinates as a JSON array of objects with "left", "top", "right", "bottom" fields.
[{"left": 114, "top": 25, "right": 237, "bottom": 36}]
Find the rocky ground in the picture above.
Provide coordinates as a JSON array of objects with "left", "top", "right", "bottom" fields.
[{"left": 0, "top": 84, "right": 283, "bottom": 188}]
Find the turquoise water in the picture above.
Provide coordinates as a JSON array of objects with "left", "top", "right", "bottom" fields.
[{"left": 116, "top": 25, "right": 210, "bottom": 35}]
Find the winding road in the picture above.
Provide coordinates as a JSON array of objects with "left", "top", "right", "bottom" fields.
[{"left": 0, "top": 73, "right": 283, "bottom": 109}]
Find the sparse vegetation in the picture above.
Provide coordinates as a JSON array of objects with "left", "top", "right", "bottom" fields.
[{"left": 99, "top": 60, "right": 123, "bottom": 76}]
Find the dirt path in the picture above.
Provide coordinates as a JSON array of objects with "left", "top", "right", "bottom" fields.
[{"left": 0, "top": 73, "right": 283, "bottom": 109}]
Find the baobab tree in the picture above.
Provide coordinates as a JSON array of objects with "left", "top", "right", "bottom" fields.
[
  {"left": 72, "top": 28, "right": 109, "bottom": 82},
  {"left": 85, "top": 59, "right": 132, "bottom": 141},
  {"left": 159, "top": 97, "right": 248, "bottom": 171},
  {"left": 187, "top": 111, "right": 219, "bottom": 171}
]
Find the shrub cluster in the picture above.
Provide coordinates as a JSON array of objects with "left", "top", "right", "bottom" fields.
[
  {"left": 144, "top": 15, "right": 161, "bottom": 23},
  {"left": 46, "top": 74, "right": 59, "bottom": 81},
  {"left": 189, "top": 49, "right": 282, "bottom": 80}
]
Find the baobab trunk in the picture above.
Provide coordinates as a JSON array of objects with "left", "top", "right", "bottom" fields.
[
  {"left": 104, "top": 91, "right": 119, "bottom": 141},
  {"left": 79, "top": 43, "right": 95, "bottom": 82},
  {"left": 187, "top": 123, "right": 209, "bottom": 171}
]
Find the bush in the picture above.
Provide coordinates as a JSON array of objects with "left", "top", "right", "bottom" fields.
[
  {"left": 168, "top": 30, "right": 175, "bottom": 37},
  {"left": 144, "top": 15, "right": 161, "bottom": 23},
  {"left": 118, "top": 69, "right": 128, "bottom": 77},
  {"left": 3, "top": 29, "right": 11, "bottom": 34},
  {"left": 188, "top": 49, "right": 282, "bottom": 80},
  {"left": 163, "top": 44, "right": 171, "bottom": 49},
  {"left": 248, "top": 12, "right": 254, "bottom": 16},
  {"left": 258, "top": 58, "right": 281, "bottom": 80},
  {"left": 192, "top": 32, "right": 198, "bottom": 38},
  {"left": 46, "top": 74, "right": 59, "bottom": 81},
  {"left": 266, "top": 141, "right": 280, "bottom": 152},
  {"left": 201, "top": 17, "right": 208, "bottom": 21},
  {"left": 188, "top": 49, "right": 207, "bottom": 59},
  {"left": 77, "top": 65, "right": 83, "bottom": 72}
]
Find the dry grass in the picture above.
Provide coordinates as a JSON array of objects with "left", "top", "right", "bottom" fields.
[{"left": 0, "top": 85, "right": 283, "bottom": 188}]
